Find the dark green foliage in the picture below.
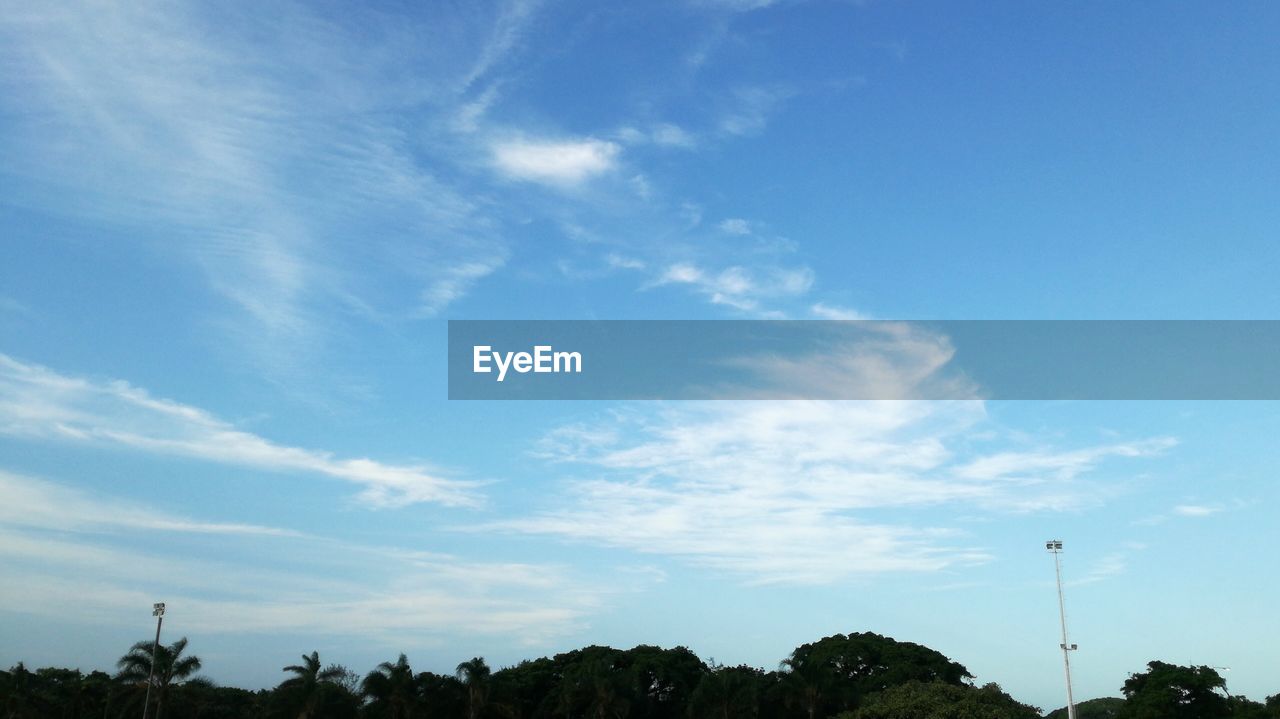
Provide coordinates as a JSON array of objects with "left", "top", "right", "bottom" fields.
[
  {"left": 628, "top": 645, "right": 706, "bottom": 719},
  {"left": 780, "top": 632, "right": 972, "bottom": 717},
  {"left": 834, "top": 681, "right": 1040, "bottom": 719},
  {"left": 0, "top": 660, "right": 265, "bottom": 719},
  {"left": 688, "top": 664, "right": 763, "bottom": 719},
  {"left": 489, "top": 657, "right": 558, "bottom": 718},
  {"left": 417, "top": 671, "right": 467, "bottom": 719},
  {"left": 1045, "top": 697, "right": 1125, "bottom": 719},
  {"left": 1117, "top": 662, "right": 1230, "bottom": 719},
  {"left": 1227, "top": 695, "right": 1273, "bottom": 719},
  {"left": 6, "top": 637, "right": 1279, "bottom": 719}
]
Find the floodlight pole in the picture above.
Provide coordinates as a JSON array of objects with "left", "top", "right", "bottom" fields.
[
  {"left": 1046, "top": 541, "right": 1077, "bottom": 719},
  {"left": 142, "top": 602, "right": 165, "bottom": 719}
]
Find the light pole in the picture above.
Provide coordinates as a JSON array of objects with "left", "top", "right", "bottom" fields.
[
  {"left": 142, "top": 602, "right": 165, "bottom": 719},
  {"left": 1046, "top": 541, "right": 1077, "bottom": 719}
]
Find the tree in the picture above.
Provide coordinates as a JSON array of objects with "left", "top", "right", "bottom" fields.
[
  {"left": 1, "top": 663, "right": 43, "bottom": 719},
  {"left": 362, "top": 654, "right": 420, "bottom": 719},
  {"left": 688, "top": 664, "right": 761, "bottom": 719},
  {"left": 782, "top": 632, "right": 972, "bottom": 717},
  {"left": 560, "top": 655, "right": 633, "bottom": 719},
  {"left": 841, "top": 681, "right": 1040, "bottom": 719},
  {"left": 1117, "top": 661, "right": 1230, "bottom": 719},
  {"left": 488, "top": 658, "right": 559, "bottom": 719},
  {"left": 279, "top": 651, "right": 353, "bottom": 719},
  {"left": 1227, "top": 695, "right": 1271, "bottom": 719},
  {"left": 1045, "top": 697, "right": 1125, "bottom": 719},
  {"left": 625, "top": 645, "right": 706, "bottom": 719},
  {"left": 456, "top": 657, "right": 492, "bottom": 719},
  {"left": 779, "top": 655, "right": 829, "bottom": 719},
  {"left": 116, "top": 636, "right": 203, "bottom": 719},
  {"left": 416, "top": 672, "right": 466, "bottom": 719}
]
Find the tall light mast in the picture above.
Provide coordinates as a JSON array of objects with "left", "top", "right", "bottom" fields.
[
  {"left": 142, "top": 602, "right": 165, "bottom": 719},
  {"left": 1046, "top": 540, "right": 1077, "bottom": 719}
]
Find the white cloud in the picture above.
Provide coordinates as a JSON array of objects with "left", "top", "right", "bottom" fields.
[
  {"left": 811, "top": 302, "right": 869, "bottom": 320},
  {"left": 1172, "top": 504, "right": 1221, "bottom": 517},
  {"left": 493, "top": 401, "right": 1173, "bottom": 584},
  {"left": 695, "top": 0, "right": 779, "bottom": 12},
  {"left": 492, "top": 138, "right": 621, "bottom": 185},
  {"left": 604, "top": 254, "right": 647, "bottom": 271},
  {"left": 715, "top": 324, "right": 979, "bottom": 400},
  {"left": 0, "top": 470, "right": 299, "bottom": 537},
  {"left": 956, "top": 440, "right": 1176, "bottom": 482},
  {"left": 719, "top": 85, "right": 793, "bottom": 137},
  {"left": 0, "top": 354, "right": 480, "bottom": 508},
  {"left": 419, "top": 258, "right": 506, "bottom": 316},
  {"left": 616, "top": 123, "right": 696, "bottom": 149},
  {"left": 718, "top": 218, "right": 752, "bottom": 235},
  {"left": 651, "top": 261, "right": 813, "bottom": 312},
  {"left": 652, "top": 123, "right": 696, "bottom": 148}
]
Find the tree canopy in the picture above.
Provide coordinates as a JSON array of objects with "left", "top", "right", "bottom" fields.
[
  {"left": 4, "top": 635, "right": 1278, "bottom": 719},
  {"left": 837, "top": 680, "right": 1041, "bottom": 719}
]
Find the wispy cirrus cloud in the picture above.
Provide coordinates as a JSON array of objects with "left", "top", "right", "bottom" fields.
[
  {"left": 1172, "top": 504, "right": 1222, "bottom": 517},
  {"left": 0, "top": 2, "right": 515, "bottom": 372},
  {"left": 1135, "top": 502, "right": 1228, "bottom": 526},
  {"left": 1067, "top": 542, "right": 1150, "bottom": 586},
  {"left": 649, "top": 261, "right": 813, "bottom": 312},
  {"left": 493, "top": 400, "right": 1174, "bottom": 584},
  {"left": 0, "top": 354, "right": 480, "bottom": 508},
  {"left": 460, "top": 0, "right": 543, "bottom": 91},
  {"left": 717, "top": 218, "right": 752, "bottom": 235},
  {"left": 616, "top": 123, "right": 698, "bottom": 149},
  {"left": 956, "top": 442, "right": 1177, "bottom": 482},
  {"left": 0, "top": 475, "right": 605, "bottom": 646},
  {"left": 718, "top": 85, "right": 794, "bottom": 137},
  {"left": 0, "top": 470, "right": 300, "bottom": 537}
]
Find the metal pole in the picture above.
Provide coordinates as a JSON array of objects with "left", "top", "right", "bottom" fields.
[
  {"left": 1048, "top": 542, "right": 1077, "bottom": 719},
  {"left": 142, "top": 603, "right": 165, "bottom": 719}
]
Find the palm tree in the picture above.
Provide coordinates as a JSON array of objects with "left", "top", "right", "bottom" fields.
[
  {"left": 281, "top": 651, "right": 347, "bottom": 719},
  {"left": 362, "top": 654, "right": 419, "bottom": 719},
  {"left": 779, "top": 656, "right": 827, "bottom": 719},
  {"left": 116, "top": 636, "right": 202, "bottom": 719},
  {"left": 455, "top": 657, "right": 491, "bottom": 719}
]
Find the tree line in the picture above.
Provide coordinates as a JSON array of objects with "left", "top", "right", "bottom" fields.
[{"left": 2, "top": 631, "right": 1277, "bottom": 719}]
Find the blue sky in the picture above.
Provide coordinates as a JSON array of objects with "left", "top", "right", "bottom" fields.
[{"left": 2, "top": 0, "right": 1279, "bottom": 710}]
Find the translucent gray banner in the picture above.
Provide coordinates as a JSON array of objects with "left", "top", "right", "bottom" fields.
[{"left": 447, "top": 320, "right": 1280, "bottom": 400}]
